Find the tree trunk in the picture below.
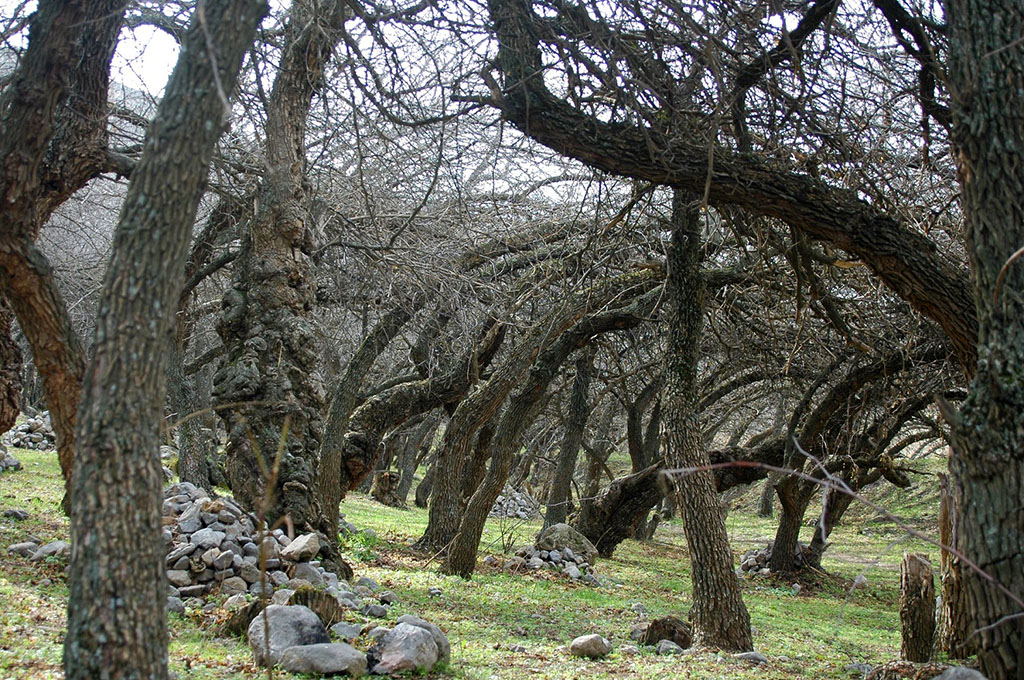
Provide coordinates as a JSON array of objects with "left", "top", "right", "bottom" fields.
[
  {"left": 167, "top": 344, "right": 214, "bottom": 490},
  {"left": 900, "top": 553, "right": 935, "bottom": 663},
  {"left": 395, "top": 413, "right": 438, "bottom": 505},
  {"left": 573, "top": 462, "right": 664, "bottom": 556},
  {"left": 414, "top": 457, "right": 436, "bottom": 508},
  {"left": 64, "top": 3, "right": 263, "bottom": 676},
  {"left": 757, "top": 475, "right": 776, "bottom": 518},
  {"left": 662, "top": 191, "right": 751, "bottom": 651},
  {"left": 215, "top": 0, "right": 348, "bottom": 532},
  {"left": 936, "top": 473, "right": 971, "bottom": 657},
  {"left": 945, "top": 2, "right": 1024, "bottom": 676},
  {"left": 769, "top": 479, "right": 815, "bottom": 572},
  {"left": 0, "top": 295, "right": 22, "bottom": 433},
  {"left": 462, "top": 420, "right": 496, "bottom": 500},
  {"left": 544, "top": 350, "right": 592, "bottom": 528}
]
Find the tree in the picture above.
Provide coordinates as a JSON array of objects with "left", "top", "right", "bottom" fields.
[
  {"left": 944, "top": 0, "right": 1024, "bottom": 675},
  {"left": 62, "top": 1, "right": 265, "bottom": 677}
]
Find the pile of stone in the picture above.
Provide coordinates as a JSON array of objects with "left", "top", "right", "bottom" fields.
[
  {"left": 162, "top": 482, "right": 388, "bottom": 620},
  {"left": 2, "top": 412, "right": 56, "bottom": 450},
  {"left": 246, "top": 604, "right": 450, "bottom": 676},
  {"left": 738, "top": 541, "right": 813, "bottom": 575},
  {"left": 488, "top": 485, "right": 540, "bottom": 519},
  {"left": 506, "top": 523, "right": 602, "bottom": 585}
]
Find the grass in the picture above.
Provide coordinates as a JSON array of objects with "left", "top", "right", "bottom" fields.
[{"left": 0, "top": 447, "right": 951, "bottom": 678}]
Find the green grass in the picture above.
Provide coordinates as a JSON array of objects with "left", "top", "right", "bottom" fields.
[{"left": 0, "top": 447, "right": 950, "bottom": 678}]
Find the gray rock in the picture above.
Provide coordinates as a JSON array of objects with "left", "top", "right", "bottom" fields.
[
  {"left": 3, "top": 509, "right": 29, "bottom": 520},
  {"left": 356, "top": 576, "right": 379, "bottom": 591},
  {"left": 7, "top": 541, "right": 38, "bottom": 557},
  {"left": 223, "top": 593, "right": 248, "bottom": 610},
  {"left": 505, "top": 556, "right": 527, "bottom": 570},
  {"left": 428, "top": 587, "right": 443, "bottom": 597},
  {"left": 200, "top": 547, "right": 220, "bottom": 566},
  {"left": 332, "top": 621, "right": 363, "bottom": 642},
  {"left": 368, "top": 622, "right": 440, "bottom": 674},
  {"left": 734, "top": 651, "right": 768, "bottom": 664},
  {"left": 569, "top": 634, "right": 612, "bottom": 659},
  {"left": 167, "top": 597, "right": 186, "bottom": 615},
  {"left": 239, "top": 563, "right": 263, "bottom": 584},
  {"left": 280, "top": 533, "right": 320, "bottom": 562},
  {"left": 269, "top": 570, "right": 289, "bottom": 586},
  {"left": 526, "top": 557, "right": 545, "bottom": 570},
  {"left": 564, "top": 564, "right": 582, "bottom": 580},
  {"left": 167, "top": 570, "right": 192, "bottom": 587},
  {"left": 482, "top": 555, "right": 498, "bottom": 567},
  {"left": 630, "top": 602, "right": 649, "bottom": 616},
  {"left": 221, "top": 577, "right": 248, "bottom": 595},
  {"left": 249, "top": 581, "right": 273, "bottom": 598},
  {"left": 246, "top": 604, "right": 330, "bottom": 667},
  {"left": 354, "top": 585, "right": 374, "bottom": 597},
  {"left": 176, "top": 505, "right": 203, "bottom": 534},
  {"left": 367, "top": 626, "right": 391, "bottom": 642},
  {"left": 166, "top": 543, "right": 196, "bottom": 564},
  {"left": 620, "top": 644, "right": 640, "bottom": 656},
  {"left": 278, "top": 642, "right": 367, "bottom": 677},
  {"left": 845, "top": 663, "right": 874, "bottom": 677},
  {"left": 548, "top": 550, "right": 562, "bottom": 563},
  {"left": 656, "top": 640, "right": 684, "bottom": 656},
  {"left": 396, "top": 615, "right": 450, "bottom": 664},
  {"left": 29, "top": 540, "right": 70, "bottom": 561},
  {"left": 271, "top": 589, "right": 294, "bottom": 605},
  {"left": 535, "top": 523, "right": 598, "bottom": 565},
  {"left": 361, "top": 603, "right": 388, "bottom": 618},
  {"left": 292, "top": 561, "right": 324, "bottom": 586},
  {"left": 379, "top": 590, "right": 398, "bottom": 605},
  {"left": 791, "top": 583, "right": 802, "bottom": 595},
  {"left": 628, "top": 623, "right": 648, "bottom": 642},
  {"left": 934, "top": 669, "right": 988, "bottom": 680},
  {"left": 190, "top": 528, "right": 225, "bottom": 550},
  {"left": 213, "top": 550, "right": 235, "bottom": 571},
  {"left": 179, "top": 584, "right": 207, "bottom": 598}
]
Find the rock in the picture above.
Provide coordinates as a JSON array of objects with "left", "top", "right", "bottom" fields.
[
  {"left": 509, "top": 644, "right": 527, "bottom": 653},
  {"left": 332, "top": 621, "right": 363, "bottom": 642},
  {"left": 379, "top": 590, "right": 398, "bottom": 605},
  {"left": 535, "top": 523, "right": 598, "bottom": 565},
  {"left": 3, "top": 509, "right": 28, "bottom": 520},
  {"left": 628, "top": 623, "right": 648, "bottom": 642},
  {"left": 7, "top": 541, "right": 38, "bottom": 557},
  {"left": 166, "top": 543, "right": 196, "bottom": 564},
  {"left": 564, "top": 564, "right": 582, "bottom": 580},
  {"left": 655, "top": 640, "right": 684, "bottom": 656},
  {"left": 223, "top": 593, "right": 249, "bottom": 610},
  {"left": 0, "top": 450, "right": 22, "bottom": 471},
  {"left": 29, "top": 540, "right": 70, "bottom": 561},
  {"left": 179, "top": 585, "right": 207, "bottom": 598},
  {"left": 190, "top": 528, "right": 225, "bottom": 550},
  {"left": 852, "top": 574, "right": 868, "bottom": 589},
  {"left": 221, "top": 577, "right": 248, "bottom": 595},
  {"left": 167, "top": 597, "right": 185, "bottom": 615},
  {"left": 280, "top": 533, "right": 320, "bottom": 562},
  {"left": 396, "top": 615, "right": 450, "bottom": 664},
  {"left": 934, "top": 669, "right": 987, "bottom": 680},
  {"left": 428, "top": 587, "right": 443, "bottom": 597},
  {"left": 629, "top": 602, "right": 648, "bottom": 616},
  {"left": 272, "top": 589, "right": 294, "bottom": 605},
  {"left": 568, "top": 634, "right": 612, "bottom": 659},
  {"left": 367, "top": 622, "right": 440, "bottom": 674},
  {"left": 246, "top": 604, "right": 330, "bottom": 667},
  {"left": 278, "top": 642, "right": 367, "bottom": 677},
  {"left": 361, "top": 603, "right": 388, "bottom": 618},
  {"left": 482, "top": 555, "right": 498, "bottom": 567},
  {"left": 367, "top": 626, "right": 391, "bottom": 642},
  {"left": 292, "top": 562, "right": 324, "bottom": 586},
  {"left": 641, "top": 616, "right": 692, "bottom": 649},
  {"left": 526, "top": 557, "right": 545, "bottom": 570},
  {"left": 356, "top": 576, "right": 379, "bottom": 591},
  {"left": 504, "top": 556, "right": 526, "bottom": 570},
  {"left": 167, "top": 570, "right": 193, "bottom": 587},
  {"left": 621, "top": 644, "right": 640, "bottom": 656},
  {"left": 846, "top": 662, "right": 875, "bottom": 677},
  {"left": 735, "top": 651, "right": 768, "bottom": 664},
  {"left": 791, "top": 583, "right": 802, "bottom": 595}
]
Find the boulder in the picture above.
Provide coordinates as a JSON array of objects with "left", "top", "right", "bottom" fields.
[
  {"left": 934, "top": 669, "right": 987, "bottom": 680},
  {"left": 280, "top": 533, "right": 320, "bottom": 562},
  {"left": 396, "top": 614, "right": 450, "bottom": 664},
  {"left": 367, "top": 622, "right": 440, "bottom": 674},
  {"left": 735, "top": 651, "right": 768, "bottom": 664},
  {"left": 331, "top": 622, "right": 363, "bottom": 642},
  {"left": 655, "top": 639, "right": 684, "bottom": 656},
  {"left": 29, "top": 541, "right": 70, "bottom": 561},
  {"left": 278, "top": 642, "right": 367, "bottom": 677},
  {"left": 568, "top": 634, "right": 612, "bottom": 659},
  {"left": 246, "top": 604, "right": 329, "bottom": 667},
  {"left": 535, "top": 524, "right": 598, "bottom": 565}
]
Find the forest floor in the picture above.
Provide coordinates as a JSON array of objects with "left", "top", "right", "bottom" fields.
[{"left": 0, "top": 447, "right": 952, "bottom": 679}]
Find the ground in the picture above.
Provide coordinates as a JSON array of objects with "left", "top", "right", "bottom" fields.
[{"left": 1, "top": 447, "right": 953, "bottom": 679}]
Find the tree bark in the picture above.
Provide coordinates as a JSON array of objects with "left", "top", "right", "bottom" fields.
[
  {"left": 64, "top": 2, "right": 264, "bottom": 677},
  {"left": 944, "top": 2, "right": 1024, "bottom": 675},
  {"left": 900, "top": 553, "right": 936, "bottom": 663},
  {"left": 544, "top": 350, "right": 592, "bottom": 528},
  {"left": 936, "top": 473, "right": 971, "bottom": 657},
  {"left": 0, "top": 296, "right": 22, "bottom": 433},
  {"left": 215, "top": 0, "right": 348, "bottom": 532},
  {"left": 662, "top": 191, "right": 752, "bottom": 651}
]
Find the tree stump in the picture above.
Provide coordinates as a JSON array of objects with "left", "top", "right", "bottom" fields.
[
  {"left": 371, "top": 470, "right": 405, "bottom": 508},
  {"left": 900, "top": 552, "right": 936, "bottom": 662}
]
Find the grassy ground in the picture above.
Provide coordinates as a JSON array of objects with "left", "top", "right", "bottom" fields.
[{"left": 1, "top": 447, "right": 948, "bottom": 679}]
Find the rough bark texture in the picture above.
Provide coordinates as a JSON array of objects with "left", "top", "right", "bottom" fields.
[
  {"left": 936, "top": 473, "right": 971, "bottom": 657},
  {"left": 0, "top": 296, "right": 22, "bottom": 432},
  {"left": 0, "top": 0, "right": 129, "bottom": 506},
  {"left": 662, "top": 192, "right": 751, "bottom": 651},
  {"left": 574, "top": 463, "right": 665, "bottom": 557},
  {"left": 543, "top": 350, "right": 592, "bottom": 529},
  {"left": 900, "top": 553, "right": 936, "bottom": 663},
  {"left": 215, "top": 0, "right": 347, "bottom": 531},
  {"left": 945, "top": 2, "right": 1024, "bottom": 676},
  {"left": 64, "top": 2, "right": 264, "bottom": 677}
]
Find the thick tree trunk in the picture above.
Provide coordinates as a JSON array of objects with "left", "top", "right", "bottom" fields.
[
  {"left": 936, "top": 473, "right": 971, "bottom": 657},
  {"left": 573, "top": 462, "right": 664, "bottom": 556},
  {"left": 662, "top": 191, "right": 751, "bottom": 651},
  {"left": 395, "top": 414, "right": 438, "bottom": 505},
  {"left": 64, "top": 3, "right": 263, "bottom": 677},
  {"left": 769, "top": 479, "right": 816, "bottom": 572},
  {"left": 945, "top": 3, "right": 1024, "bottom": 676},
  {"left": 215, "top": 0, "right": 347, "bottom": 532},
  {"left": 167, "top": 344, "right": 214, "bottom": 490},
  {"left": 757, "top": 475, "right": 776, "bottom": 518},
  {"left": 414, "top": 457, "right": 436, "bottom": 508},
  {"left": 900, "top": 553, "right": 936, "bottom": 663},
  {"left": 544, "top": 351, "right": 591, "bottom": 528}
]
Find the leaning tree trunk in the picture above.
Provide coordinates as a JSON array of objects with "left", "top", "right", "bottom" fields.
[
  {"left": 945, "top": 3, "right": 1024, "bottom": 676},
  {"left": 768, "top": 478, "right": 816, "bottom": 572},
  {"left": 662, "top": 191, "right": 752, "bottom": 651},
  {"left": 64, "top": 3, "right": 263, "bottom": 676},
  {"left": 544, "top": 350, "right": 592, "bottom": 529},
  {"left": 395, "top": 413, "right": 438, "bottom": 505},
  {"left": 214, "top": 0, "right": 347, "bottom": 531}
]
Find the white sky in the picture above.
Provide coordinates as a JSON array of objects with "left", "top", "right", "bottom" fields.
[{"left": 112, "top": 24, "right": 179, "bottom": 96}]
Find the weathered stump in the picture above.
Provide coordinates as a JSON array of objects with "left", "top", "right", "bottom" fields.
[{"left": 900, "top": 552, "right": 936, "bottom": 662}]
